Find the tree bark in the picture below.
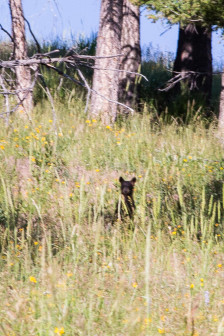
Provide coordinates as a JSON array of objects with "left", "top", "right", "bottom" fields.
[
  {"left": 218, "top": 71, "right": 224, "bottom": 131},
  {"left": 9, "top": 0, "right": 33, "bottom": 115},
  {"left": 119, "top": 0, "right": 141, "bottom": 109},
  {"left": 173, "top": 23, "right": 212, "bottom": 103},
  {"left": 90, "top": 0, "right": 123, "bottom": 124}
]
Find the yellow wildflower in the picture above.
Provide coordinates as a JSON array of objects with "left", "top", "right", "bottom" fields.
[
  {"left": 54, "top": 327, "right": 65, "bottom": 335},
  {"left": 144, "top": 317, "right": 152, "bottom": 325},
  {"left": 158, "top": 328, "right": 165, "bottom": 334},
  {"left": 29, "top": 276, "right": 37, "bottom": 283}
]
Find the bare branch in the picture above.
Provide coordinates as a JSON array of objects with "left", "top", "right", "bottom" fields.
[
  {"left": 158, "top": 68, "right": 214, "bottom": 92},
  {"left": 0, "top": 24, "right": 14, "bottom": 42},
  {"left": 24, "top": 17, "right": 41, "bottom": 53},
  {"left": 0, "top": 52, "right": 136, "bottom": 117},
  {"left": 0, "top": 54, "right": 124, "bottom": 69},
  {"left": 76, "top": 64, "right": 134, "bottom": 113},
  {"left": 82, "top": 64, "right": 149, "bottom": 82},
  {"left": 76, "top": 68, "right": 92, "bottom": 114},
  {"left": 42, "top": 63, "right": 84, "bottom": 87}
]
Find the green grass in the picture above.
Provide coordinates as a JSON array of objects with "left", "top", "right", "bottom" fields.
[{"left": 0, "top": 100, "right": 224, "bottom": 335}]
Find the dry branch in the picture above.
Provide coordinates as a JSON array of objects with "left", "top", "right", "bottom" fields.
[
  {"left": 159, "top": 69, "right": 215, "bottom": 92},
  {"left": 0, "top": 54, "right": 124, "bottom": 69},
  {"left": 0, "top": 52, "right": 148, "bottom": 118}
]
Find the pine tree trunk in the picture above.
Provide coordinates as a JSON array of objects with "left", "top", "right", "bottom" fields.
[
  {"left": 90, "top": 0, "right": 123, "bottom": 124},
  {"left": 218, "top": 71, "right": 224, "bottom": 131},
  {"left": 119, "top": 0, "right": 141, "bottom": 109},
  {"left": 173, "top": 23, "right": 212, "bottom": 103},
  {"left": 9, "top": 0, "right": 33, "bottom": 115}
]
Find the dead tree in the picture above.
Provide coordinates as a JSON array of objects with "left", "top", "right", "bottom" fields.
[
  {"left": 90, "top": 0, "right": 123, "bottom": 125},
  {"left": 9, "top": 0, "right": 33, "bottom": 115},
  {"left": 119, "top": 0, "right": 141, "bottom": 109}
]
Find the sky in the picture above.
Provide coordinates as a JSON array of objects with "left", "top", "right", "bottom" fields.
[{"left": 0, "top": 0, "right": 224, "bottom": 66}]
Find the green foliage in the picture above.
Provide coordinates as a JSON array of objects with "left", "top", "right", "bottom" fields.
[{"left": 138, "top": 0, "right": 224, "bottom": 29}]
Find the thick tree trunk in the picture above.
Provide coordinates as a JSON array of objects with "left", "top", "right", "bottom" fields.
[
  {"left": 218, "top": 71, "right": 224, "bottom": 131},
  {"left": 173, "top": 23, "right": 212, "bottom": 102},
  {"left": 90, "top": 0, "right": 123, "bottom": 124},
  {"left": 118, "top": 0, "right": 141, "bottom": 109},
  {"left": 9, "top": 0, "right": 33, "bottom": 115}
]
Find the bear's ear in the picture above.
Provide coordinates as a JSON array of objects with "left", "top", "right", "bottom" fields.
[
  {"left": 131, "top": 177, "right": 136, "bottom": 185},
  {"left": 119, "top": 176, "right": 124, "bottom": 183}
]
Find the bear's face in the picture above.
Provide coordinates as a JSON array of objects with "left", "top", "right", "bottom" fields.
[{"left": 119, "top": 177, "right": 136, "bottom": 197}]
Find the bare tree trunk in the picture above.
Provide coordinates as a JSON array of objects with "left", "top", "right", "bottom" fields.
[
  {"left": 173, "top": 23, "right": 212, "bottom": 103},
  {"left": 90, "top": 0, "right": 123, "bottom": 124},
  {"left": 9, "top": 0, "right": 33, "bottom": 115},
  {"left": 218, "top": 71, "right": 224, "bottom": 131},
  {"left": 119, "top": 0, "right": 141, "bottom": 109}
]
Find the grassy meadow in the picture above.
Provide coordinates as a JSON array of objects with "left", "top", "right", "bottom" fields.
[{"left": 0, "top": 97, "right": 224, "bottom": 336}]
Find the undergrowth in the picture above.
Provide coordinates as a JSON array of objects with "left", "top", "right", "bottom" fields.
[{"left": 0, "top": 100, "right": 224, "bottom": 335}]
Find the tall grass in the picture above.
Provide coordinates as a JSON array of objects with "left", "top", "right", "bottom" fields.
[{"left": 0, "top": 98, "right": 224, "bottom": 335}]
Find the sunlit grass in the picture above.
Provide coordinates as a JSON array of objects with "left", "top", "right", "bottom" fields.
[{"left": 0, "top": 99, "right": 224, "bottom": 335}]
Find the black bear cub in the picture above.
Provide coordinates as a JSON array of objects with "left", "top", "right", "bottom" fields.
[{"left": 118, "top": 176, "right": 137, "bottom": 219}]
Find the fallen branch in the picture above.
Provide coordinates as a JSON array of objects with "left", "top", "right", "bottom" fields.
[
  {"left": 0, "top": 54, "right": 125, "bottom": 69},
  {"left": 158, "top": 71, "right": 206, "bottom": 92},
  {"left": 0, "top": 52, "right": 141, "bottom": 116},
  {"left": 0, "top": 47, "right": 151, "bottom": 119}
]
